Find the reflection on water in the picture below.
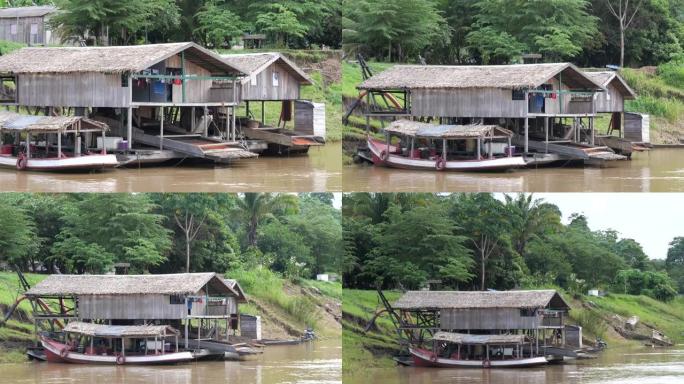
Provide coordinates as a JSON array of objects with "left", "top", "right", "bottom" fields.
[
  {"left": 344, "top": 148, "right": 684, "bottom": 192},
  {"left": 0, "top": 143, "right": 342, "bottom": 193},
  {"left": 3, "top": 340, "right": 341, "bottom": 384},
  {"left": 344, "top": 347, "right": 684, "bottom": 384}
]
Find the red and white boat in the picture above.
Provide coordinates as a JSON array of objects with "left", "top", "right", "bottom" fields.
[
  {"left": 0, "top": 112, "right": 118, "bottom": 171},
  {"left": 367, "top": 119, "right": 526, "bottom": 171},
  {"left": 409, "top": 332, "right": 548, "bottom": 368},
  {"left": 40, "top": 322, "right": 194, "bottom": 365}
]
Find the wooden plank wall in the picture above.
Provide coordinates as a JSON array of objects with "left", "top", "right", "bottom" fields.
[
  {"left": 0, "top": 16, "right": 48, "bottom": 45},
  {"left": 241, "top": 62, "right": 301, "bottom": 101},
  {"left": 18, "top": 73, "right": 130, "bottom": 108},
  {"left": 440, "top": 308, "right": 541, "bottom": 330},
  {"left": 411, "top": 88, "right": 527, "bottom": 118},
  {"left": 78, "top": 294, "right": 186, "bottom": 320},
  {"left": 594, "top": 81, "right": 624, "bottom": 113}
]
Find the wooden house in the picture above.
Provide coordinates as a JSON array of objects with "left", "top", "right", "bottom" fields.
[
  {"left": 584, "top": 71, "right": 637, "bottom": 134},
  {"left": 0, "top": 5, "right": 57, "bottom": 46},
  {"left": 222, "top": 52, "right": 325, "bottom": 150},
  {"left": 392, "top": 290, "right": 572, "bottom": 355},
  {"left": 25, "top": 272, "right": 247, "bottom": 346},
  {"left": 358, "top": 63, "right": 605, "bottom": 154},
  {"left": 0, "top": 43, "right": 251, "bottom": 157}
]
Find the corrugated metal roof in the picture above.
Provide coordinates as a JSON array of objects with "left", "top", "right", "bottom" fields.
[
  {"left": 0, "top": 5, "right": 56, "bottom": 18},
  {"left": 393, "top": 290, "right": 569, "bottom": 310}
]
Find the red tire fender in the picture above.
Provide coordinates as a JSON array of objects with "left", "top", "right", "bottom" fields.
[
  {"left": 483, "top": 359, "right": 491, "bottom": 368},
  {"left": 435, "top": 156, "right": 446, "bottom": 171},
  {"left": 116, "top": 354, "right": 126, "bottom": 365},
  {"left": 59, "top": 347, "right": 69, "bottom": 358},
  {"left": 380, "top": 149, "right": 390, "bottom": 162},
  {"left": 16, "top": 152, "right": 27, "bottom": 170}
]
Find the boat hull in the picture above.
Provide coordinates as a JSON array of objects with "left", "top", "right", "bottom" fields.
[
  {"left": 40, "top": 336, "right": 194, "bottom": 365},
  {"left": 368, "top": 138, "right": 526, "bottom": 172},
  {"left": 409, "top": 347, "right": 548, "bottom": 368},
  {"left": 0, "top": 154, "right": 118, "bottom": 172}
]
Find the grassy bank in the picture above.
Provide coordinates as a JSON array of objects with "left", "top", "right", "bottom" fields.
[
  {"left": 342, "top": 289, "right": 684, "bottom": 373},
  {"left": 0, "top": 270, "right": 341, "bottom": 363}
]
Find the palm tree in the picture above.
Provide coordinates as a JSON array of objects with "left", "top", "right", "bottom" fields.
[
  {"left": 234, "top": 193, "right": 299, "bottom": 247},
  {"left": 504, "top": 193, "right": 562, "bottom": 257}
]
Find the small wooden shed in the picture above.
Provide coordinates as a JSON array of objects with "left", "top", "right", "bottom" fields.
[
  {"left": 222, "top": 52, "right": 312, "bottom": 101},
  {"left": 0, "top": 5, "right": 57, "bottom": 46},
  {"left": 584, "top": 71, "right": 637, "bottom": 135}
]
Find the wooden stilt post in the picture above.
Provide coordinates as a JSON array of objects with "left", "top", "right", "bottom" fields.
[
  {"left": 590, "top": 117, "right": 595, "bottom": 145},
  {"left": 524, "top": 117, "right": 529, "bottom": 153},
  {"left": 159, "top": 106, "right": 164, "bottom": 150},
  {"left": 57, "top": 132, "right": 62, "bottom": 157},
  {"left": 231, "top": 106, "right": 236, "bottom": 142},
  {"left": 476, "top": 137, "right": 481, "bottom": 159},
  {"left": 203, "top": 106, "right": 208, "bottom": 137},
  {"left": 127, "top": 106, "right": 133, "bottom": 150},
  {"left": 261, "top": 101, "right": 265, "bottom": 125},
  {"left": 544, "top": 117, "right": 549, "bottom": 153}
]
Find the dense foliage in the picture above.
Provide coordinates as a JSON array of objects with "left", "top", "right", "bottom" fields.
[
  {"left": 343, "top": 0, "right": 684, "bottom": 67},
  {"left": 45, "top": 0, "right": 341, "bottom": 48},
  {"left": 0, "top": 193, "right": 341, "bottom": 279},
  {"left": 343, "top": 193, "right": 679, "bottom": 302}
]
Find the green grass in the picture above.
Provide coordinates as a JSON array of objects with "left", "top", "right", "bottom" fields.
[
  {"left": 342, "top": 289, "right": 403, "bottom": 374},
  {"left": 341, "top": 61, "right": 394, "bottom": 98},
  {"left": 0, "top": 347, "right": 27, "bottom": 364},
  {"left": 301, "top": 279, "right": 342, "bottom": 301},
  {"left": 0, "top": 40, "right": 25, "bottom": 55},
  {"left": 229, "top": 268, "right": 322, "bottom": 329}
]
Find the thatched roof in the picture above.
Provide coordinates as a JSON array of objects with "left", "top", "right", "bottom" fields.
[
  {"left": 385, "top": 119, "right": 512, "bottom": 138},
  {"left": 223, "top": 279, "right": 247, "bottom": 302},
  {"left": 584, "top": 71, "right": 636, "bottom": 99},
  {"left": 221, "top": 52, "right": 312, "bottom": 85},
  {"left": 63, "top": 322, "right": 179, "bottom": 338},
  {"left": 0, "top": 5, "right": 56, "bottom": 18},
  {"left": 0, "top": 42, "right": 244, "bottom": 75},
  {"left": 433, "top": 332, "right": 529, "bottom": 345},
  {"left": 0, "top": 111, "right": 108, "bottom": 133},
  {"left": 358, "top": 63, "right": 602, "bottom": 91},
  {"left": 25, "top": 273, "right": 239, "bottom": 297},
  {"left": 393, "top": 290, "right": 570, "bottom": 310}
]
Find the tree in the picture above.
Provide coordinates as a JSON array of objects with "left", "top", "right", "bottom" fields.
[
  {"left": 50, "top": 0, "right": 180, "bottom": 45},
  {"left": 504, "top": 193, "right": 562, "bottom": 258},
  {"left": 666, "top": 237, "right": 684, "bottom": 292},
  {"left": 0, "top": 195, "right": 37, "bottom": 270},
  {"left": 51, "top": 194, "right": 171, "bottom": 273},
  {"left": 451, "top": 194, "right": 511, "bottom": 290},
  {"left": 234, "top": 193, "right": 299, "bottom": 248},
  {"left": 614, "top": 238, "right": 649, "bottom": 270},
  {"left": 605, "top": 0, "right": 644, "bottom": 67},
  {"left": 194, "top": 1, "right": 245, "bottom": 48},
  {"left": 255, "top": 3, "right": 308, "bottom": 47},
  {"left": 258, "top": 220, "right": 312, "bottom": 278}
]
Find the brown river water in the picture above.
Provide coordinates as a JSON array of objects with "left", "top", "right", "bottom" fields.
[
  {"left": 344, "top": 148, "right": 684, "bottom": 192},
  {"left": 2, "top": 339, "right": 341, "bottom": 384},
  {"left": 344, "top": 346, "right": 684, "bottom": 384},
  {"left": 0, "top": 142, "right": 342, "bottom": 193}
]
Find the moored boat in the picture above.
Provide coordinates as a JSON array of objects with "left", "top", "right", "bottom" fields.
[
  {"left": 368, "top": 120, "right": 526, "bottom": 171},
  {"left": 0, "top": 112, "right": 118, "bottom": 171},
  {"left": 40, "top": 322, "right": 194, "bottom": 365},
  {"left": 409, "top": 332, "right": 548, "bottom": 368}
]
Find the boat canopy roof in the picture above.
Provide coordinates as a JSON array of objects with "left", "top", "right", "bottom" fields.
[
  {"left": 433, "top": 331, "right": 529, "bottom": 345},
  {"left": 384, "top": 119, "right": 512, "bottom": 139},
  {"left": 63, "top": 322, "right": 180, "bottom": 338},
  {"left": 0, "top": 112, "right": 109, "bottom": 133}
]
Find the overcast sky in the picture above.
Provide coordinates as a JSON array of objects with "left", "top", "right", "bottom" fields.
[{"left": 496, "top": 193, "right": 684, "bottom": 260}]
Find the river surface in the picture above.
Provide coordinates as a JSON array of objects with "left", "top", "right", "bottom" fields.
[
  {"left": 344, "top": 346, "right": 684, "bottom": 384},
  {"left": 2, "top": 339, "right": 340, "bottom": 384},
  {"left": 344, "top": 148, "right": 684, "bottom": 192},
  {"left": 0, "top": 142, "right": 342, "bottom": 193}
]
